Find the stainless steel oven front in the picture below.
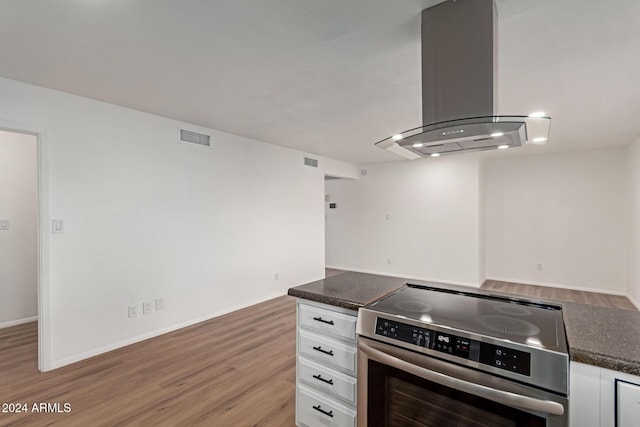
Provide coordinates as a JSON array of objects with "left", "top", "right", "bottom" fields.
[
  {"left": 358, "top": 337, "right": 568, "bottom": 426},
  {"left": 356, "top": 284, "right": 570, "bottom": 427}
]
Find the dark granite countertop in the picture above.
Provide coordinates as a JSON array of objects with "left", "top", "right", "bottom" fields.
[
  {"left": 562, "top": 302, "right": 640, "bottom": 375},
  {"left": 288, "top": 271, "right": 640, "bottom": 376},
  {"left": 287, "top": 271, "right": 406, "bottom": 310}
]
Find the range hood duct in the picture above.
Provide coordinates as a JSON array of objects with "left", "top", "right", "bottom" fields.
[{"left": 376, "top": 0, "right": 550, "bottom": 159}]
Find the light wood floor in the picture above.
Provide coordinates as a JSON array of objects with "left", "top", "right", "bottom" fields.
[
  {"left": 2, "top": 275, "right": 634, "bottom": 426},
  {"left": 324, "top": 268, "right": 346, "bottom": 278},
  {"left": 0, "top": 296, "right": 297, "bottom": 427},
  {"left": 481, "top": 279, "right": 637, "bottom": 311}
]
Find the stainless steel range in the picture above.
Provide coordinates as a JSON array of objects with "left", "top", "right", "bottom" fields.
[{"left": 356, "top": 284, "right": 569, "bottom": 426}]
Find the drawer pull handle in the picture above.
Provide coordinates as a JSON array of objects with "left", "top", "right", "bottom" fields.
[
  {"left": 312, "top": 405, "right": 334, "bottom": 418},
  {"left": 312, "top": 374, "right": 334, "bottom": 385},
  {"left": 312, "top": 346, "right": 334, "bottom": 356},
  {"left": 313, "top": 316, "right": 335, "bottom": 325}
]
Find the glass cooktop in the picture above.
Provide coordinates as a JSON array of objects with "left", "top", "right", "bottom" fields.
[{"left": 369, "top": 284, "right": 565, "bottom": 351}]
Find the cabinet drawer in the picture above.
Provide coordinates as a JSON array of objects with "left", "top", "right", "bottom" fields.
[
  {"left": 297, "top": 385, "right": 355, "bottom": 427},
  {"left": 617, "top": 380, "right": 640, "bottom": 427},
  {"left": 299, "top": 331, "right": 356, "bottom": 375},
  {"left": 299, "top": 304, "right": 356, "bottom": 342},
  {"left": 299, "top": 356, "right": 356, "bottom": 405}
]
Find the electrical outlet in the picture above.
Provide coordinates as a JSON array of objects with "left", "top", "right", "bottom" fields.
[
  {"left": 143, "top": 301, "right": 153, "bottom": 315},
  {"left": 387, "top": 258, "right": 392, "bottom": 265},
  {"left": 275, "top": 272, "right": 279, "bottom": 280},
  {"left": 155, "top": 298, "right": 164, "bottom": 311},
  {"left": 128, "top": 305, "right": 137, "bottom": 318},
  {"left": 0, "top": 219, "right": 9, "bottom": 231}
]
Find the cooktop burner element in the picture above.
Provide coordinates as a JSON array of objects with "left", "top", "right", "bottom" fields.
[
  {"left": 476, "top": 314, "right": 541, "bottom": 337},
  {"left": 493, "top": 303, "right": 532, "bottom": 316},
  {"left": 368, "top": 283, "right": 564, "bottom": 349},
  {"left": 394, "top": 300, "right": 433, "bottom": 313}
]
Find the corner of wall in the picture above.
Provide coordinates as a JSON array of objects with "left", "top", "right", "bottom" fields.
[
  {"left": 478, "top": 157, "right": 486, "bottom": 285},
  {"left": 627, "top": 138, "right": 640, "bottom": 305}
]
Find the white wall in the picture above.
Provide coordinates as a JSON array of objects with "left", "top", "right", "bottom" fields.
[
  {"left": 325, "top": 155, "right": 484, "bottom": 287},
  {"left": 485, "top": 147, "right": 627, "bottom": 293},
  {"left": 0, "top": 131, "right": 38, "bottom": 327},
  {"left": 628, "top": 139, "right": 640, "bottom": 306},
  {"left": 0, "top": 76, "right": 357, "bottom": 369}
]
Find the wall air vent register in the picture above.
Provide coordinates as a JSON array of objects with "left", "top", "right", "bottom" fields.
[{"left": 179, "top": 128, "right": 211, "bottom": 147}]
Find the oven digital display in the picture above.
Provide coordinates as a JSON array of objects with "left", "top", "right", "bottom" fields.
[{"left": 433, "top": 332, "right": 472, "bottom": 359}]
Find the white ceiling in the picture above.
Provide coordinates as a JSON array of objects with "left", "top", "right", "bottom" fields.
[{"left": 1, "top": 0, "right": 639, "bottom": 164}]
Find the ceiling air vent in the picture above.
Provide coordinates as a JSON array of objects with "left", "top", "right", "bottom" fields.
[
  {"left": 304, "top": 157, "right": 318, "bottom": 167},
  {"left": 179, "top": 128, "right": 211, "bottom": 147}
]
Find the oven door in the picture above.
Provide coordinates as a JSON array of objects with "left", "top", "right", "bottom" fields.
[{"left": 358, "top": 337, "right": 568, "bottom": 427}]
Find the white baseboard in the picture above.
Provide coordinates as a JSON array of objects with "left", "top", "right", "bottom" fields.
[
  {"left": 50, "top": 291, "right": 287, "bottom": 370},
  {"left": 0, "top": 316, "right": 37, "bottom": 329},
  {"left": 485, "top": 276, "right": 628, "bottom": 296},
  {"left": 325, "top": 265, "right": 482, "bottom": 289},
  {"left": 627, "top": 294, "right": 640, "bottom": 311}
]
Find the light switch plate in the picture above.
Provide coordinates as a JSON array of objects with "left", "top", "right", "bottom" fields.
[
  {"left": 52, "top": 219, "right": 64, "bottom": 234},
  {"left": 0, "top": 219, "right": 9, "bottom": 231}
]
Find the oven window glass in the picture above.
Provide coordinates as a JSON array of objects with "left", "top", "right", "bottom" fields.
[{"left": 368, "top": 360, "right": 545, "bottom": 427}]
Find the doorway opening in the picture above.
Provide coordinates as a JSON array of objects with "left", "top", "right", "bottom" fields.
[
  {"left": 324, "top": 174, "right": 349, "bottom": 278},
  {"left": 0, "top": 128, "right": 43, "bottom": 372}
]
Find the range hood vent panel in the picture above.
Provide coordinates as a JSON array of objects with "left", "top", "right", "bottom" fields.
[
  {"left": 422, "top": 0, "right": 496, "bottom": 125},
  {"left": 376, "top": 0, "right": 550, "bottom": 159}
]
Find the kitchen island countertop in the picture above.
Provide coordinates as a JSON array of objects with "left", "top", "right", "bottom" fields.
[{"left": 288, "top": 271, "right": 640, "bottom": 376}]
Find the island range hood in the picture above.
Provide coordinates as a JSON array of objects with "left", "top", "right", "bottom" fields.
[{"left": 376, "top": 0, "right": 550, "bottom": 159}]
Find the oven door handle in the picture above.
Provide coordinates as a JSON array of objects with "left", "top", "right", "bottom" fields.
[{"left": 360, "top": 341, "right": 565, "bottom": 416}]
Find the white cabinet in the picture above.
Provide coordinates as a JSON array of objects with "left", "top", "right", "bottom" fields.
[
  {"left": 298, "top": 358, "right": 357, "bottom": 403},
  {"left": 299, "top": 304, "right": 357, "bottom": 341},
  {"left": 296, "top": 300, "right": 357, "bottom": 427},
  {"left": 298, "top": 331, "right": 357, "bottom": 375},
  {"left": 569, "top": 362, "right": 640, "bottom": 427},
  {"left": 569, "top": 362, "right": 601, "bottom": 427},
  {"left": 297, "top": 385, "right": 356, "bottom": 427},
  {"left": 616, "top": 380, "right": 640, "bottom": 427}
]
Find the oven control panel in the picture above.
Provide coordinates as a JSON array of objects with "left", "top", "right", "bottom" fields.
[
  {"left": 375, "top": 318, "right": 531, "bottom": 376},
  {"left": 433, "top": 332, "right": 472, "bottom": 359},
  {"left": 480, "top": 343, "right": 531, "bottom": 376},
  {"left": 376, "top": 319, "right": 431, "bottom": 348}
]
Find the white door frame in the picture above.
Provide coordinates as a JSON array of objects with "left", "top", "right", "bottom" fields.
[{"left": 0, "top": 120, "right": 52, "bottom": 371}]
